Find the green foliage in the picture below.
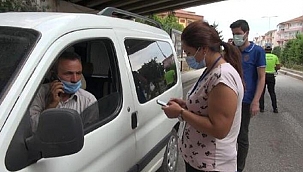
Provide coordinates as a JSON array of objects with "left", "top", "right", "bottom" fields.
[
  {"left": 138, "top": 58, "right": 165, "bottom": 98},
  {"left": 138, "top": 58, "right": 164, "bottom": 82},
  {"left": 272, "top": 46, "right": 281, "bottom": 58},
  {"left": 150, "top": 14, "right": 184, "bottom": 34},
  {"left": 281, "top": 33, "right": 303, "bottom": 69},
  {"left": 211, "top": 22, "right": 224, "bottom": 41},
  {"left": 0, "top": 0, "right": 48, "bottom": 12}
]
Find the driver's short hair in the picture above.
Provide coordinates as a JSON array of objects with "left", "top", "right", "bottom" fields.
[{"left": 52, "top": 51, "right": 82, "bottom": 73}]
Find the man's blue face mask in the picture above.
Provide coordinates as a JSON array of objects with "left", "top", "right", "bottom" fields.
[
  {"left": 61, "top": 79, "right": 82, "bottom": 94},
  {"left": 185, "top": 47, "right": 206, "bottom": 69}
]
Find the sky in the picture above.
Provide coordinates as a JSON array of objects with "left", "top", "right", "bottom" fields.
[{"left": 185, "top": 0, "right": 303, "bottom": 42}]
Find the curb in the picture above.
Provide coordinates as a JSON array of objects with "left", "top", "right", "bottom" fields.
[{"left": 279, "top": 69, "right": 303, "bottom": 81}]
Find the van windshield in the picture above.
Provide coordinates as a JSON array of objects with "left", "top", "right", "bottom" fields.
[{"left": 0, "top": 27, "right": 40, "bottom": 101}]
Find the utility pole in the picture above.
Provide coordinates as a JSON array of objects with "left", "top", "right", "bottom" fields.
[
  {"left": 262, "top": 15, "right": 278, "bottom": 45},
  {"left": 262, "top": 15, "right": 278, "bottom": 31}
]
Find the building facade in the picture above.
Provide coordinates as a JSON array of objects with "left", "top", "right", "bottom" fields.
[
  {"left": 254, "top": 30, "right": 279, "bottom": 48},
  {"left": 157, "top": 10, "right": 204, "bottom": 28},
  {"left": 254, "top": 15, "right": 303, "bottom": 48},
  {"left": 157, "top": 10, "right": 203, "bottom": 71},
  {"left": 277, "top": 15, "right": 303, "bottom": 47}
]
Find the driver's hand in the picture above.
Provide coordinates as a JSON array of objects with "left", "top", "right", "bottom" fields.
[{"left": 47, "top": 80, "right": 64, "bottom": 109}]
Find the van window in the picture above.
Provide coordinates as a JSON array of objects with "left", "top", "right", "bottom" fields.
[
  {"left": 24, "top": 39, "right": 121, "bottom": 135},
  {"left": 125, "top": 39, "right": 177, "bottom": 103},
  {"left": 0, "top": 27, "right": 40, "bottom": 102},
  {"left": 76, "top": 39, "right": 121, "bottom": 132},
  {"left": 49, "top": 39, "right": 121, "bottom": 133},
  {"left": 5, "top": 38, "right": 122, "bottom": 171}
]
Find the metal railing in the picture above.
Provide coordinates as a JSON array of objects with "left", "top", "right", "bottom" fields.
[{"left": 97, "top": 7, "right": 162, "bottom": 29}]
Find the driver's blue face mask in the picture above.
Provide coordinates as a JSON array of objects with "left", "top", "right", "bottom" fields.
[
  {"left": 185, "top": 47, "right": 206, "bottom": 69},
  {"left": 60, "top": 79, "right": 82, "bottom": 94}
]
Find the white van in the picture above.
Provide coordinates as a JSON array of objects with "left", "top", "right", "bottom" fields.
[{"left": 0, "top": 7, "right": 183, "bottom": 172}]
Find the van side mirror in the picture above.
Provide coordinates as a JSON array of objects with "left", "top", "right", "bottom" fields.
[{"left": 26, "top": 108, "right": 84, "bottom": 158}]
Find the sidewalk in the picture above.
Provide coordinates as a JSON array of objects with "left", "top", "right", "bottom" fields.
[
  {"left": 181, "top": 67, "right": 303, "bottom": 84},
  {"left": 181, "top": 68, "right": 204, "bottom": 84}
]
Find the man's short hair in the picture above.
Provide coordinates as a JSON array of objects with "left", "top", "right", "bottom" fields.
[
  {"left": 230, "top": 19, "right": 250, "bottom": 32},
  {"left": 59, "top": 51, "right": 81, "bottom": 61},
  {"left": 265, "top": 46, "right": 272, "bottom": 51},
  {"left": 52, "top": 51, "right": 82, "bottom": 73},
  {"left": 265, "top": 43, "right": 272, "bottom": 51}
]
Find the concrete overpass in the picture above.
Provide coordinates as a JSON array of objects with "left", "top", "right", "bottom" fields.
[{"left": 65, "top": 0, "right": 225, "bottom": 15}]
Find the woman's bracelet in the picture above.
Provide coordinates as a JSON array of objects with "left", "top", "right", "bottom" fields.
[{"left": 178, "top": 108, "right": 184, "bottom": 121}]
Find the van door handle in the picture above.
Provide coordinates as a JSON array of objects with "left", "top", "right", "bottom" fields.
[{"left": 131, "top": 111, "right": 138, "bottom": 129}]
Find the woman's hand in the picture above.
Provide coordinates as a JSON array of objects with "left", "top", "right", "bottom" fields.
[
  {"left": 162, "top": 100, "right": 183, "bottom": 119},
  {"left": 169, "top": 98, "right": 187, "bottom": 109}
]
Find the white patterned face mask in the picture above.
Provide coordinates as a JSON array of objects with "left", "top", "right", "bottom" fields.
[{"left": 233, "top": 33, "right": 247, "bottom": 46}]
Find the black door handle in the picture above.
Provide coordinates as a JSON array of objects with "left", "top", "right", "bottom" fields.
[{"left": 131, "top": 111, "right": 137, "bottom": 129}]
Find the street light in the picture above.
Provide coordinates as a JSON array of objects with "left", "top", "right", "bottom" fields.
[
  {"left": 262, "top": 15, "right": 278, "bottom": 31},
  {"left": 262, "top": 16, "right": 278, "bottom": 45}
]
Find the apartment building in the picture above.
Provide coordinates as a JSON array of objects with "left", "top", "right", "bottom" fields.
[
  {"left": 254, "top": 15, "right": 303, "bottom": 48},
  {"left": 264, "top": 30, "right": 279, "bottom": 47},
  {"left": 277, "top": 15, "right": 303, "bottom": 47},
  {"left": 157, "top": 10, "right": 203, "bottom": 71},
  {"left": 157, "top": 9, "right": 204, "bottom": 28},
  {"left": 254, "top": 29, "right": 279, "bottom": 48}
]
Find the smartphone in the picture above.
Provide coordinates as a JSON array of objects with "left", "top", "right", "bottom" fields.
[
  {"left": 50, "top": 72, "right": 62, "bottom": 96},
  {"left": 50, "top": 72, "right": 61, "bottom": 82},
  {"left": 157, "top": 99, "right": 167, "bottom": 107}
]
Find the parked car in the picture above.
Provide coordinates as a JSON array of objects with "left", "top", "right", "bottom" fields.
[{"left": 0, "top": 7, "right": 182, "bottom": 172}]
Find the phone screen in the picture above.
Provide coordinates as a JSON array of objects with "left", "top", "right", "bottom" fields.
[{"left": 157, "top": 99, "right": 167, "bottom": 107}]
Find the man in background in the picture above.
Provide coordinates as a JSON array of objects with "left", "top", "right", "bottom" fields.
[
  {"left": 230, "top": 19, "right": 266, "bottom": 172},
  {"left": 259, "top": 44, "right": 281, "bottom": 113}
]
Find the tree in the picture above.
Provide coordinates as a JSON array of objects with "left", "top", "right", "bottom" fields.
[
  {"left": 150, "top": 14, "right": 184, "bottom": 34},
  {"left": 138, "top": 58, "right": 164, "bottom": 83},
  {"left": 281, "top": 33, "right": 303, "bottom": 67},
  {"left": 211, "top": 22, "right": 224, "bottom": 41},
  {"left": 293, "top": 34, "right": 303, "bottom": 65},
  {"left": 272, "top": 46, "right": 281, "bottom": 59},
  {"left": 0, "top": 0, "right": 48, "bottom": 12}
]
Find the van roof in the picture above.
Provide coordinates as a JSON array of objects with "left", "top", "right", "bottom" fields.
[{"left": 0, "top": 12, "right": 168, "bottom": 37}]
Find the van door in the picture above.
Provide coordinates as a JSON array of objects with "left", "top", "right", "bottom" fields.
[
  {"left": 120, "top": 35, "right": 181, "bottom": 171},
  {"left": 1, "top": 29, "right": 137, "bottom": 172}
]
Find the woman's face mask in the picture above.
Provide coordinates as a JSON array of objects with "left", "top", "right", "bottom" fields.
[
  {"left": 233, "top": 33, "right": 247, "bottom": 46},
  {"left": 185, "top": 47, "right": 206, "bottom": 69}
]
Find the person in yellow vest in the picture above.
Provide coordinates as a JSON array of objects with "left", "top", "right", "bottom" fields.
[
  {"left": 164, "top": 67, "right": 176, "bottom": 89},
  {"left": 259, "top": 45, "right": 281, "bottom": 113}
]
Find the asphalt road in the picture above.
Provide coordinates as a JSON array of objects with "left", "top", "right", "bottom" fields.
[{"left": 176, "top": 70, "right": 303, "bottom": 172}]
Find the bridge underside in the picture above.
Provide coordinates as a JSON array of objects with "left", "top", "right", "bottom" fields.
[{"left": 66, "top": 0, "right": 225, "bottom": 15}]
